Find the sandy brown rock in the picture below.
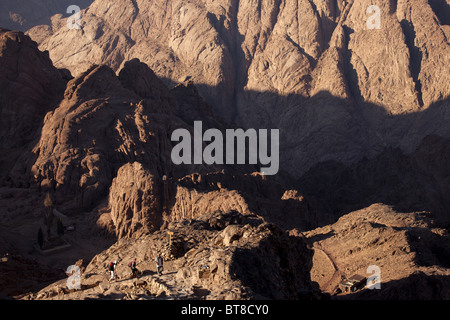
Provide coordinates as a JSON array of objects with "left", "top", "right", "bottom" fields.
[
  {"left": 299, "top": 134, "right": 450, "bottom": 225},
  {"left": 25, "top": 210, "right": 321, "bottom": 300},
  {"left": 28, "top": 0, "right": 450, "bottom": 179},
  {"left": 305, "top": 203, "right": 450, "bottom": 299},
  {"left": 108, "top": 162, "right": 162, "bottom": 239},
  {"left": 27, "top": 61, "right": 180, "bottom": 212}
]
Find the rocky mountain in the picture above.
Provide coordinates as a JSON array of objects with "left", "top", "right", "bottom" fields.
[
  {"left": 0, "top": 0, "right": 449, "bottom": 302},
  {"left": 305, "top": 203, "right": 450, "bottom": 299},
  {"left": 0, "top": 28, "right": 66, "bottom": 183},
  {"left": 0, "top": 28, "right": 322, "bottom": 299},
  {"left": 22, "top": 211, "right": 320, "bottom": 300},
  {"left": 27, "top": 0, "right": 450, "bottom": 179}
]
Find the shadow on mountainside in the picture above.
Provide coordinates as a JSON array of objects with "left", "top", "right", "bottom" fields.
[
  {"left": 4, "top": 72, "right": 450, "bottom": 232},
  {"left": 161, "top": 83, "right": 450, "bottom": 230},
  {"left": 337, "top": 272, "right": 450, "bottom": 300},
  {"left": 229, "top": 231, "right": 321, "bottom": 299},
  {"left": 298, "top": 134, "right": 450, "bottom": 228},
  {"left": 428, "top": 0, "right": 450, "bottom": 26}
]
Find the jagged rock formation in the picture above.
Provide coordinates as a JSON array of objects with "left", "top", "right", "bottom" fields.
[
  {"left": 0, "top": 28, "right": 66, "bottom": 180},
  {"left": 305, "top": 203, "right": 450, "bottom": 299},
  {"left": 27, "top": 62, "right": 171, "bottom": 211},
  {"left": 28, "top": 0, "right": 450, "bottom": 178},
  {"left": 0, "top": 2, "right": 449, "bottom": 301},
  {"left": 22, "top": 210, "right": 321, "bottom": 300},
  {"left": 100, "top": 163, "right": 322, "bottom": 241},
  {"left": 23, "top": 57, "right": 226, "bottom": 213}
]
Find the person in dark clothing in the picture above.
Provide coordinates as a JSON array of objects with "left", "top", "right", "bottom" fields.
[
  {"left": 129, "top": 258, "right": 139, "bottom": 278},
  {"left": 108, "top": 260, "right": 117, "bottom": 281},
  {"left": 155, "top": 255, "right": 163, "bottom": 276}
]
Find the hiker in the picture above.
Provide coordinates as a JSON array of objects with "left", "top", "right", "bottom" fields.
[
  {"left": 108, "top": 260, "right": 117, "bottom": 281},
  {"left": 155, "top": 255, "right": 163, "bottom": 276},
  {"left": 129, "top": 258, "right": 139, "bottom": 278}
]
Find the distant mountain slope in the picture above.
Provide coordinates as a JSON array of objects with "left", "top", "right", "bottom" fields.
[
  {"left": 0, "top": 28, "right": 66, "bottom": 179},
  {"left": 0, "top": 0, "right": 93, "bottom": 31},
  {"left": 25, "top": 0, "right": 450, "bottom": 178}
]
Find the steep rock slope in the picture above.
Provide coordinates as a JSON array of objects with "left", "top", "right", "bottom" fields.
[
  {"left": 24, "top": 210, "right": 321, "bottom": 300},
  {"left": 305, "top": 204, "right": 450, "bottom": 299},
  {"left": 29, "top": 0, "right": 450, "bottom": 178},
  {"left": 0, "top": 28, "right": 66, "bottom": 181},
  {"left": 24, "top": 58, "right": 219, "bottom": 213},
  {"left": 102, "top": 166, "right": 321, "bottom": 240}
]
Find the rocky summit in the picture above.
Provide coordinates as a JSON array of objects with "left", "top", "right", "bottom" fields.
[{"left": 0, "top": 0, "right": 449, "bottom": 302}]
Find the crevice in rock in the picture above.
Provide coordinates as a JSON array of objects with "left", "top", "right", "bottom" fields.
[{"left": 400, "top": 18, "right": 424, "bottom": 107}]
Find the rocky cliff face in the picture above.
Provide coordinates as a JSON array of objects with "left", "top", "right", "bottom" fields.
[
  {"left": 0, "top": 30, "right": 315, "bottom": 243},
  {"left": 28, "top": 0, "right": 450, "bottom": 178},
  {"left": 102, "top": 164, "right": 319, "bottom": 240},
  {"left": 23, "top": 57, "right": 233, "bottom": 213},
  {"left": 107, "top": 162, "right": 162, "bottom": 239},
  {"left": 27, "top": 61, "right": 174, "bottom": 212},
  {"left": 0, "top": 28, "right": 66, "bottom": 181},
  {"left": 1, "top": 1, "right": 450, "bottom": 301}
]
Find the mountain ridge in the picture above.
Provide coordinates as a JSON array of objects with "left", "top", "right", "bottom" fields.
[
  {"left": 23, "top": 0, "right": 450, "bottom": 177},
  {"left": 0, "top": 1, "right": 449, "bottom": 301}
]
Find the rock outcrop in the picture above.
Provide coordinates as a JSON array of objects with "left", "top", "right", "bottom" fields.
[
  {"left": 24, "top": 210, "right": 321, "bottom": 300},
  {"left": 25, "top": 58, "right": 219, "bottom": 213},
  {"left": 100, "top": 164, "right": 319, "bottom": 240},
  {"left": 107, "top": 162, "right": 162, "bottom": 239},
  {"left": 305, "top": 203, "right": 450, "bottom": 299}
]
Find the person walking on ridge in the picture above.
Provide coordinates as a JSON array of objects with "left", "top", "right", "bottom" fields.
[
  {"left": 129, "top": 258, "right": 139, "bottom": 278},
  {"left": 155, "top": 255, "right": 163, "bottom": 276},
  {"left": 109, "top": 260, "right": 118, "bottom": 282}
]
